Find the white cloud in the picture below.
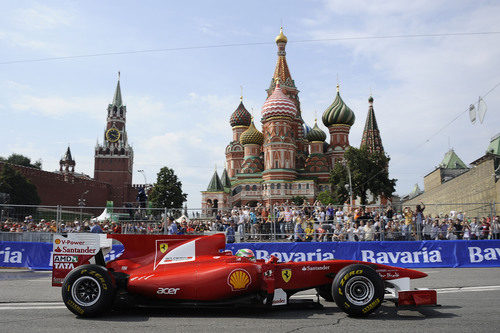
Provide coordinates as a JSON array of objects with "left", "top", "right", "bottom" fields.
[
  {"left": 14, "top": 4, "right": 74, "bottom": 31},
  {"left": 298, "top": 0, "right": 500, "bottom": 195}
]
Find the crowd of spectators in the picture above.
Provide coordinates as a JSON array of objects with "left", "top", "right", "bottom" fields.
[{"left": 2, "top": 202, "right": 500, "bottom": 243}]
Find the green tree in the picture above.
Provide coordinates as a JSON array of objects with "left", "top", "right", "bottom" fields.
[
  {"left": 0, "top": 164, "right": 41, "bottom": 205},
  {"left": 148, "top": 167, "right": 187, "bottom": 209},
  {"left": 316, "top": 190, "right": 335, "bottom": 205},
  {"left": 329, "top": 147, "right": 396, "bottom": 206},
  {"left": 0, "top": 153, "right": 42, "bottom": 169},
  {"left": 291, "top": 195, "right": 305, "bottom": 206}
]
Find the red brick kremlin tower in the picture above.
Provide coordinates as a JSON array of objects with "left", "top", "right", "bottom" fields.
[
  {"left": 201, "top": 28, "right": 380, "bottom": 210},
  {"left": 94, "top": 73, "right": 134, "bottom": 203}
]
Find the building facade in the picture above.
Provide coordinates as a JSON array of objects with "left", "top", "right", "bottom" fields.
[
  {"left": 404, "top": 135, "right": 500, "bottom": 217},
  {"left": 201, "top": 29, "right": 385, "bottom": 211}
]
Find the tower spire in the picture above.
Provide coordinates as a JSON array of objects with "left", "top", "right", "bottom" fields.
[
  {"left": 268, "top": 27, "right": 297, "bottom": 98},
  {"left": 360, "top": 95, "right": 384, "bottom": 153},
  {"left": 113, "top": 72, "right": 123, "bottom": 106}
]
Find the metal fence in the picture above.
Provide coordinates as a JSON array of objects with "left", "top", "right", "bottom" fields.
[{"left": 1, "top": 202, "right": 498, "bottom": 243}]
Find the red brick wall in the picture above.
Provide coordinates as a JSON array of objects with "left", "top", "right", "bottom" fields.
[{"left": 0, "top": 162, "right": 136, "bottom": 207}]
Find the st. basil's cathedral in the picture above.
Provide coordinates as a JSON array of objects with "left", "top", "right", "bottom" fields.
[{"left": 201, "top": 28, "right": 385, "bottom": 211}]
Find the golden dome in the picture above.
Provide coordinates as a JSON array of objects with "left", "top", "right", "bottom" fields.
[
  {"left": 240, "top": 119, "right": 264, "bottom": 145},
  {"left": 275, "top": 27, "right": 288, "bottom": 44}
]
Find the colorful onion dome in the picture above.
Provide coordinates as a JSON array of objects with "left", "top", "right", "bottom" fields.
[
  {"left": 275, "top": 27, "right": 288, "bottom": 44},
  {"left": 303, "top": 122, "right": 312, "bottom": 136},
  {"left": 261, "top": 82, "right": 297, "bottom": 120},
  {"left": 306, "top": 120, "right": 327, "bottom": 142},
  {"left": 240, "top": 119, "right": 264, "bottom": 145},
  {"left": 229, "top": 100, "right": 251, "bottom": 127},
  {"left": 322, "top": 85, "right": 355, "bottom": 127}
]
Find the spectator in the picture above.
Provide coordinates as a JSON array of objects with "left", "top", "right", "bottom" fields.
[{"left": 90, "top": 221, "right": 103, "bottom": 233}]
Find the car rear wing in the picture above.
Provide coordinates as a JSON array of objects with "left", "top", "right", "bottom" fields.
[{"left": 51, "top": 233, "right": 112, "bottom": 286}]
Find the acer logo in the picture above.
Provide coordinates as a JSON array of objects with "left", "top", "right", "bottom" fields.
[{"left": 157, "top": 288, "right": 180, "bottom": 295}]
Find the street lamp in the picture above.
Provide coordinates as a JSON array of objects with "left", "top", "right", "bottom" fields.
[
  {"left": 342, "top": 160, "right": 354, "bottom": 209},
  {"left": 137, "top": 169, "right": 148, "bottom": 186},
  {"left": 78, "top": 190, "right": 89, "bottom": 223}
]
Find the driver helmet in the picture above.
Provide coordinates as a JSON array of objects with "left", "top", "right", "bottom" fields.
[{"left": 235, "top": 248, "right": 256, "bottom": 261}]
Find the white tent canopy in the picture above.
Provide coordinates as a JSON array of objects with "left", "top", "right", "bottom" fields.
[
  {"left": 91, "top": 208, "right": 114, "bottom": 222},
  {"left": 175, "top": 215, "right": 190, "bottom": 223}
]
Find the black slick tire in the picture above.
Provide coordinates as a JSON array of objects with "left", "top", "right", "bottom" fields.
[
  {"left": 332, "top": 264, "right": 384, "bottom": 317},
  {"left": 62, "top": 264, "right": 116, "bottom": 317}
]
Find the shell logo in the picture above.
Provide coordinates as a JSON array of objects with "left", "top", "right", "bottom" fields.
[
  {"left": 55, "top": 239, "right": 61, "bottom": 244},
  {"left": 227, "top": 269, "right": 251, "bottom": 291}
]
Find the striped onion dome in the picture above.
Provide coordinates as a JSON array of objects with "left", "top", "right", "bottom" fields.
[
  {"left": 261, "top": 83, "right": 297, "bottom": 120},
  {"left": 306, "top": 120, "right": 327, "bottom": 142},
  {"left": 240, "top": 119, "right": 264, "bottom": 145},
  {"left": 229, "top": 100, "right": 251, "bottom": 127},
  {"left": 303, "top": 122, "right": 312, "bottom": 136},
  {"left": 322, "top": 85, "right": 355, "bottom": 127}
]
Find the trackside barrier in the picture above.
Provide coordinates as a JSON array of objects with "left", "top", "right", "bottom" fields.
[{"left": 1, "top": 240, "right": 499, "bottom": 270}]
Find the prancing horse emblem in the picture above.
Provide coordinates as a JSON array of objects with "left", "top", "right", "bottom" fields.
[
  {"left": 160, "top": 243, "right": 168, "bottom": 253},
  {"left": 281, "top": 269, "right": 292, "bottom": 283}
]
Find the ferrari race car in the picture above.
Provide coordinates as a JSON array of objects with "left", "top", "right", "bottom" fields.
[{"left": 52, "top": 233, "right": 437, "bottom": 317}]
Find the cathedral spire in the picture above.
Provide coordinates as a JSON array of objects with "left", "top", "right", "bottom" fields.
[
  {"left": 360, "top": 95, "right": 384, "bottom": 153},
  {"left": 112, "top": 71, "right": 123, "bottom": 107},
  {"left": 267, "top": 27, "right": 297, "bottom": 97}
]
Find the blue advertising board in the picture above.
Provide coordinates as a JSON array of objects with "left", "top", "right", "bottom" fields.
[{"left": 1, "top": 240, "right": 499, "bottom": 270}]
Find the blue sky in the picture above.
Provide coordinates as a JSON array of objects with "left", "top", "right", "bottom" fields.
[{"left": 1, "top": 0, "right": 499, "bottom": 208}]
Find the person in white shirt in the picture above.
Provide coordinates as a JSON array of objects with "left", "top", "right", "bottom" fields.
[{"left": 364, "top": 221, "right": 375, "bottom": 241}]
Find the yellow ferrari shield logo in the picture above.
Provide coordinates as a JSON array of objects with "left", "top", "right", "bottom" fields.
[
  {"left": 160, "top": 243, "right": 168, "bottom": 253},
  {"left": 281, "top": 269, "right": 292, "bottom": 283}
]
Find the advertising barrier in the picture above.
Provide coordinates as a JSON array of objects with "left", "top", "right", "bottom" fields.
[{"left": 1, "top": 240, "right": 500, "bottom": 270}]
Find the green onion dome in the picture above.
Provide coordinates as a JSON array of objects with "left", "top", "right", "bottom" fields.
[
  {"left": 240, "top": 119, "right": 264, "bottom": 145},
  {"left": 306, "top": 120, "right": 327, "bottom": 142},
  {"left": 322, "top": 85, "right": 355, "bottom": 127},
  {"left": 230, "top": 100, "right": 251, "bottom": 127}
]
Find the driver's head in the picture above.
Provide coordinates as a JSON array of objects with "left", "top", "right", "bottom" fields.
[{"left": 235, "top": 248, "right": 256, "bottom": 261}]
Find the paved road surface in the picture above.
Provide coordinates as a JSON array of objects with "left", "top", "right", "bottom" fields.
[{"left": 0, "top": 268, "right": 499, "bottom": 332}]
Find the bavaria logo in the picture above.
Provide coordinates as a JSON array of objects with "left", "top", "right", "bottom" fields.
[
  {"left": 468, "top": 247, "right": 500, "bottom": 263},
  {"left": 361, "top": 248, "right": 442, "bottom": 264},
  {"left": 255, "top": 249, "right": 335, "bottom": 262}
]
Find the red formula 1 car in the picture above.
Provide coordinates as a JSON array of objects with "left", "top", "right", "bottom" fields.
[{"left": 52, "top": 233, "right": 437, "bottom": 317}]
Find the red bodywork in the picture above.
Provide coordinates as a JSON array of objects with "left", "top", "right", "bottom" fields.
[
  {"left": 52, "top": 233, "right": 437, "bottom": 307},
  {"left": 106, "top": 234, "right": 427, "bottom": 302}
]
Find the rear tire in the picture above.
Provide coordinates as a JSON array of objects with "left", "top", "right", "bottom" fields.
[
  {"left": 332, "top": 264, "right": 384, "bottom": 317},
  {"left": 62, "top": 264, "right": 115, "bottom": 317}
]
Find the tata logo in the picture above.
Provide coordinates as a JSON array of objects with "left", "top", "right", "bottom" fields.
[
  {"left": 159, "top": 243, "right": 168, "bottom": 254},
  {"left": 281, "top": 269, "right": 292, "bottom": 283}
]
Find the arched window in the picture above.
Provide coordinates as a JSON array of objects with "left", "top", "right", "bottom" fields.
[
  {"left": 298, "top": 184, "right": 302, "bottom": 189},
  {"left": 252, "top": 185, "right": 257, "bottom": 191},
  {"left": 277, "top": 184, "right": 281, "bottom": 189},
  {"left": 306, "top": 183, "right": 310, "bottom": 189},
  {"left": 245, "top": 185, "right": 250, "bottom": 191},
  {"left": 271, "top": 184, "right": 275, "bottom": 189}
]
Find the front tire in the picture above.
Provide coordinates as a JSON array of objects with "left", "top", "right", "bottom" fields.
[
  {"left": 332, "top": 264, "right": 384, "bottom": 317},
  {"left": 62, "top": 264, "right": 115, "bottom": 317}
]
